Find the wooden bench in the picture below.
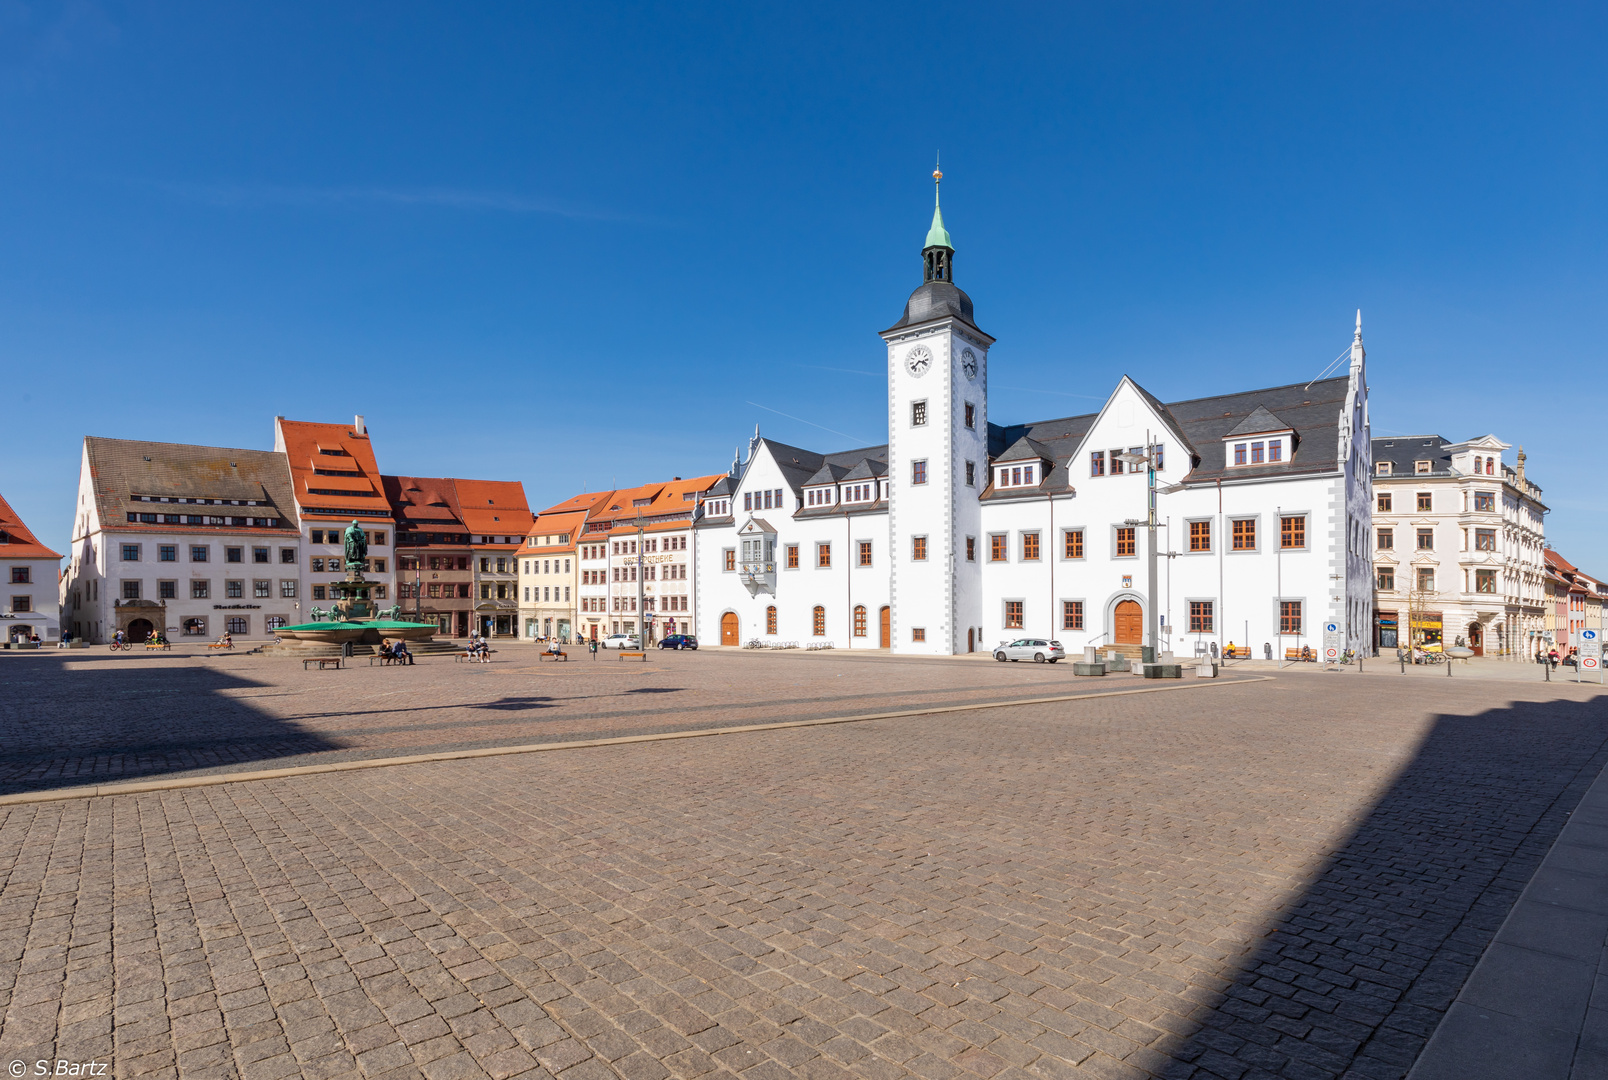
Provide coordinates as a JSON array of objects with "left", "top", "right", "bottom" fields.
[
  {"left": 616, "top": 650, "right": 648, "bottom": 661},
  {"left": 368, "top": 653, "right": 413, "bottom": 666},
  {"left": 537, "top": 650, "right": 568, "bottom": 662},
  {"left": 454, "top": 650, "right": 494, "bottom": 663},
  {"left": 303, "top": 657, "right": 343, "bottom": 670},
  {"left": 1284, "top": 647, "right": 1315, "bottom": 662}
]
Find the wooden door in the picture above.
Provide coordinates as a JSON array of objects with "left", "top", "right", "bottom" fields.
[
  {"left": 968, "top": 627, "right": 974, "bottom": 653},
  {"left": 720, "top": 612, "right": 739, "bottom": 646},
  {"left": 1469, "top": 623, "right": 1483, "bottom": 656},
  {"left": 879, "top": 606, "right": 891, "bottom": 648},
  {"left": 1114, "top": 600, "right": 1142, "bottom": 645}
]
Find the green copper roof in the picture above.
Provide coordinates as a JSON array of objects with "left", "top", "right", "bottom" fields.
[{"left": 924, "top": 201, "right": 953, "bottom": 251}]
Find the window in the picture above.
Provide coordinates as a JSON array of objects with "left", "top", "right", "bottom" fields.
[
  {"left": 9, "top": 567, "right": 28, "bottom": 584},
  {"left": 372, "top": 558, "right": 387, "bottom": 573},
  {"left": 859, "top": 541, "right": 872, "bottom": 567},
  {"left": 1231, "top": 519, "right": 1255, "bottom": 551},
  {"left": 1377, "top": 528, "right": 1394, "bottom": 550},
  {"left": 912, "top": 627, "right": 926, "bottom": 642},
  {"left": 1005, "top": 601, "right": 1024, "bottom": 629},
  {"left": 190, "top": 580, "right": 209, "bottom": 599},
  {"left": 1475, "top": 528, "right": 1496, "bottom": 551},
  {"left": 310, "top": 530, "right": 324, "bottom": 544},
  {"left": 122, "top": 580, "right": 141, "bottom": 600},
  {"left": 854, "top": 606, "right": 867, "bottom": 636},
  {"left": 1476, "top": 569, "right": 1497, "bottom": 594},
  {"left": 253, "top": 548, "right": 269, "bottom": 564},
  {"left": 1115, "top": 527, "right": 1136, "bottom": 557},
  {"left": 1280, "top": 516, "right": 1305, "bottom": 549},
  {"left": 1416, "top": 528, "right": 1434, "bottom": 551},
  {"left": 1417, "top": 492, "right": 1432, "bottom": 512},
  {"left": 158, "top": 581, "right": 176, "bottom": 599},
  {"left": 312, "top": 585, "right": 326, "bottom": 600},
  {"left": 281, "top": 580, "right": 297, "bottom": 598},
  {"left": 744, "top": 493, "right": 751, "bottom": 511},
  {"left": 766, "top": 606, "right": 777, "bottom": 635},
  {"left": 254, "top": 580, "right": 271, "bottom": 598},
  {"left": 1377, "top": 493, "right": 1392, "bottom": 512},
  {"left": 1375, "top": 461, "right": 1393, "bottom": 475},
  {"left": 912, "top": 536, "right": 927, "bottom": 561},
  {"left": 724, "top": 549, "right": 735, "bottom": 572},
  {"left": 1474, "top": 492, "right": 1495, "bottom": 512},
  {"left": 812, "top": 606, "right": 826, "bottom": 636},
  {"left": 1022, "top": 532, "right": 1040, "bottom": 561},
  {"left": 1376, "top": 567, "right": 1395, "bottom": 591},
  {"left": 1251, "top": 441, "right": 1265, "bottom": 465},
  {"left": 1064, "top": 529, "right": 1084, "bottom": 559},
  {"left": 226, "top": 580, "right": 243, "bottom": 598},
  {"left": 267, "top": 615, "right": 287, "bottom": 632},
  {"left": 1266, "top": 441, "right": 1280, "bottom": 463},
  {"left": 1417, "top": 568, "right": 1435, "bottom": 592},
  {"left": 1154, "top": 444, "right": 1165, "bottom": 470},
  {"left": 965, "top": 461, "right": 975, "bottom": 486},
  {"left": 1234, "top": 443, "right": 1247, "bottom": 466},
  {"left": 964, "top": 402, "right": 975, "bottom": 429},
  {"left": 1279, "top": 601, "right": 1302, "bottom": 635},
  {"left": 189, "top": 546, "right": 208, "bottom": 563},
  {"left": 481, "top": 584, "right": 491, "bottom": 600},
  {"left": 8, "top": 594, "right": 30, "bottom": 613},
  {"left": 990, "top": 534, "right": 1007, "bottom": 562},
  {"left": 226, "top": 547, "right": 242, "bottom": 563},
  {"left": 159, "top": 545, "right": 177, "bottom": 562},
  {"left": 912, "top": 460, "right": 927, "bottom": 485},
  {"left": 1189, "top": 601, "right": 1214, "bottom": 633},
  {"left": 1110, "top": 451, "right": 1125, "bottom": 475},
  {"left": 1062, "top": 601, "right": 1083, "bottom": 631},
  {"left": 1090, "top": 451, "right": 1106, "bottom": 477},
  {"left": 1415, "top": 460, "right": 1432, "bottom": 474},
  {"left": 817, "top": 543, "right": 831, "bottom": 568},
  {"left": 786, "top": 544, "right": 799, "bottom": 569},
  {"left": 183, "top": 618, "right": 207, "bottom": 637},
  {"left": 912, "top": 400, "right": 927, "bottom": 426},
  {"left": 1189, "top": 521, "right": 1210, "bottom": 552},
  {"left": 966, "top": 537, "right": 976, "bottom": 562}
]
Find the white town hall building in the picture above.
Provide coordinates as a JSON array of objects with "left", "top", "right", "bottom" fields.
[{"left": 693, "top": 175, "right": 1376, "bottom": 659}]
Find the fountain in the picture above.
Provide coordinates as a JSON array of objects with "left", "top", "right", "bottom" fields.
[{"left": 274, "top": 521, "right": 438, "bottom": 649}]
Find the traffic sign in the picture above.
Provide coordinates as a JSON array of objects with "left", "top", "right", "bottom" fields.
[{"left": 1584, "top": 655, "right": 1601, "bottom": 671}]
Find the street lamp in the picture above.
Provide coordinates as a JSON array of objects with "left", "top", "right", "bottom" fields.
[{"left": 1115, "top": 442, "right": 1184, "bottom": 664}]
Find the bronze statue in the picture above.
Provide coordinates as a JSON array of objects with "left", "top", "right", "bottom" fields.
[{"left": 343, "top": 520, "right": 368, "bottom": 570}]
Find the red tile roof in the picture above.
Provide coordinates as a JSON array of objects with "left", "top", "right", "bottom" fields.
[
  {"left": 0, "top": 492, "right": 61, "bottom": 559},
  {"left": 275, "top": 418, "right": 392, "bottom": 522}
]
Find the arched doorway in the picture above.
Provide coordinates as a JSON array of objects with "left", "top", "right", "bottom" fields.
[
  {"left": 1113, "top": 600, "right": 1142, "bottom": 646},
  {"left": 1468, "top": 622, "right": 1483, "bottom": 657},
  {"left": 879, "top": 606, "right": 891, "bottom": 648},
  {"left": 720, "top": 612, "right": 739, "bottom": 646},
  {"left": 127, "top": 618, "right": 154, "bottom": 643}
]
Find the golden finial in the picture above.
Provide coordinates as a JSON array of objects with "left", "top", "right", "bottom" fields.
[{"left": 933, "top": 152, "right": 942, "bottom": 184}]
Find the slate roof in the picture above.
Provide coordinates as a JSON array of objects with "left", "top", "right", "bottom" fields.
[
  {"left": 83, "top": 437, "right": 300, "bottom": 536},
  {"left": 1226, "top": 405, "right": 1293, "bottom": 438},
  {"left": 757, "top": 438, "right": 889, "bottom": 493},
  {"left": 995, "top": 436, "right": 1057, "bottom": 463},
  {"left": 1371, "top": 436, "right": 1453, "bottom": 477},
  {"left": 983, "top": 375, "right": 1355, "bottom": 499},
  {"left": 0, "top": 492, "right": 61, "bottom": 559}
]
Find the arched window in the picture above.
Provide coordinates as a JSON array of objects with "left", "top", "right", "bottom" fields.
[
  {"left": 853, "top": 605, "right": 867, "bottom": 636},
  {"left": 766, "top": 606, "right": 777, "bottom": 635},
  {"left": 812, "top": 606, "right": 826, "bottom": 636}
]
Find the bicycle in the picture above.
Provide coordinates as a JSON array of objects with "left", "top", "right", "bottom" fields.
[{"left": 108, "top": 639, "right": 130, "bottom": 651}]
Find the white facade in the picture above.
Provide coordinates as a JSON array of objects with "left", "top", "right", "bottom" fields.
[
  {"left": 694, "top": 194, "right": 1375, "bottom": 658},
  {"left": 1371, "top": 435, "right": 1547, "bottom": 657}
]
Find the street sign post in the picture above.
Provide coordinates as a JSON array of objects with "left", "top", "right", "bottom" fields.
[
  {"left": 1582, "top": 628, "right": 1602, "bottom": 682},
  {"left": 1323, "top": 620, "right": 1341, "bottom": 670}
]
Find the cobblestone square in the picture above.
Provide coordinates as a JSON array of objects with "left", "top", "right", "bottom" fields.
[{"left": 2, "top": 650, "right": 1605, "bottom": 1079}]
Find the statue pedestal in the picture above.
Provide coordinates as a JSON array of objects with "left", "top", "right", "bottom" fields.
[{"left": 328, "top": 568, "right": 376, "bottom": 621}]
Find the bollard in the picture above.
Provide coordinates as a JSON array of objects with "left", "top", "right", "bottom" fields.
[
  {"left": 1545, "top": 660, "right": 1550, "bottom": 682},
  {"left": 1446, "top": 658, "right": 1451, "bottom": 677},
  {"left": 1400, "top": 655, "right": 1405, "bottom": 675}
]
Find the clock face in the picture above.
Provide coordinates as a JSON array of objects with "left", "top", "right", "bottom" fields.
[
  {"left": 905, "top": 346, "right": 932, "bottom": 377},
  {"left": 961, "top": 348, "right": 978, "bottom": 380}
]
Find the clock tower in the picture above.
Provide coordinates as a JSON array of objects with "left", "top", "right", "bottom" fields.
[{"left": 880, "top": 167, "right": 993, "bottom": 654}]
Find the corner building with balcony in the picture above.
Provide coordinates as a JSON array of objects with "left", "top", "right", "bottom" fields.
[{"left": 695, "top": 177, "right": 1377, "bottom": 658}]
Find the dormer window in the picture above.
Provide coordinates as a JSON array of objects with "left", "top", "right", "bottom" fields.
[
  {"left": 1415, "top": 460, "right": 1432, "bottom": 474},
  {"left": 996, "top": 464, "right": 1038, "bottom": 488},
  {"left": 1376, "top": 461, "right": 1392, "bottom": 475},
  {"left": 1229, "top": 434, "right": 1290, "bottom": 468},
  {"left": 806, "top": 487, "right": 834, "bottom": 507}
]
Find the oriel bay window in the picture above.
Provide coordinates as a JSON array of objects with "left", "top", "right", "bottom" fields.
[
  {"left": 1475, "top": 528, "right": 1496, "bottom": 551},
  {"left": 1476, "top": 569, "right": 1497, "bottom": 594},
  {"left": 1475, "top": 492, "right": 1496, "bottom": 512}
]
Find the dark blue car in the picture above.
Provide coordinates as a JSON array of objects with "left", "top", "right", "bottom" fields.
[{"left": 658, "top": 634, "right": 699, "bottom": 650}]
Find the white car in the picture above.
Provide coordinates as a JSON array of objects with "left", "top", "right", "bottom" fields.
[
  {"left": 601, "top": 634, "right": 641, "bottom": 650},
  {"left": 993, "top": 638, "right": 1065, "bottom": 663}
]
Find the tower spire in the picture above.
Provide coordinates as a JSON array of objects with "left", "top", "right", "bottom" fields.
[{"left": 922, "top": 158, "right": 954, "bottom": 283}]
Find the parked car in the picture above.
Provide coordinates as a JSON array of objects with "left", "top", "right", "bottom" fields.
[
  {"left": 993, "top": 638, "right": 1065, "bottom": 663},
  {"left": 601, "top": 634, "right": 641, "bottom": 650},
  {"left": 658, "top": 634, "right": 699, "bottom": 650}
]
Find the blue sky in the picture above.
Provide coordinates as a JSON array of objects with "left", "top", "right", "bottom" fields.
[{"left": 3, "top": 2, "right": 1604, "bottom": 568}]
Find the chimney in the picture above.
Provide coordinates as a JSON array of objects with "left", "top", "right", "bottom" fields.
[
  {"left": 1516, "top": 447, "right": 1526, "bottom": 487},
  {"left": 354, "top": 415, "right": 366, "bottom": 435}
]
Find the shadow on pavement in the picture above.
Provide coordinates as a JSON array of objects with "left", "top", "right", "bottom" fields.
[
  {"left": 0, "top": 652, "right": 342, "bottom": 796},
  {"left": 1156, "top": 695, "right": 1608, "bottom": 1080}
]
